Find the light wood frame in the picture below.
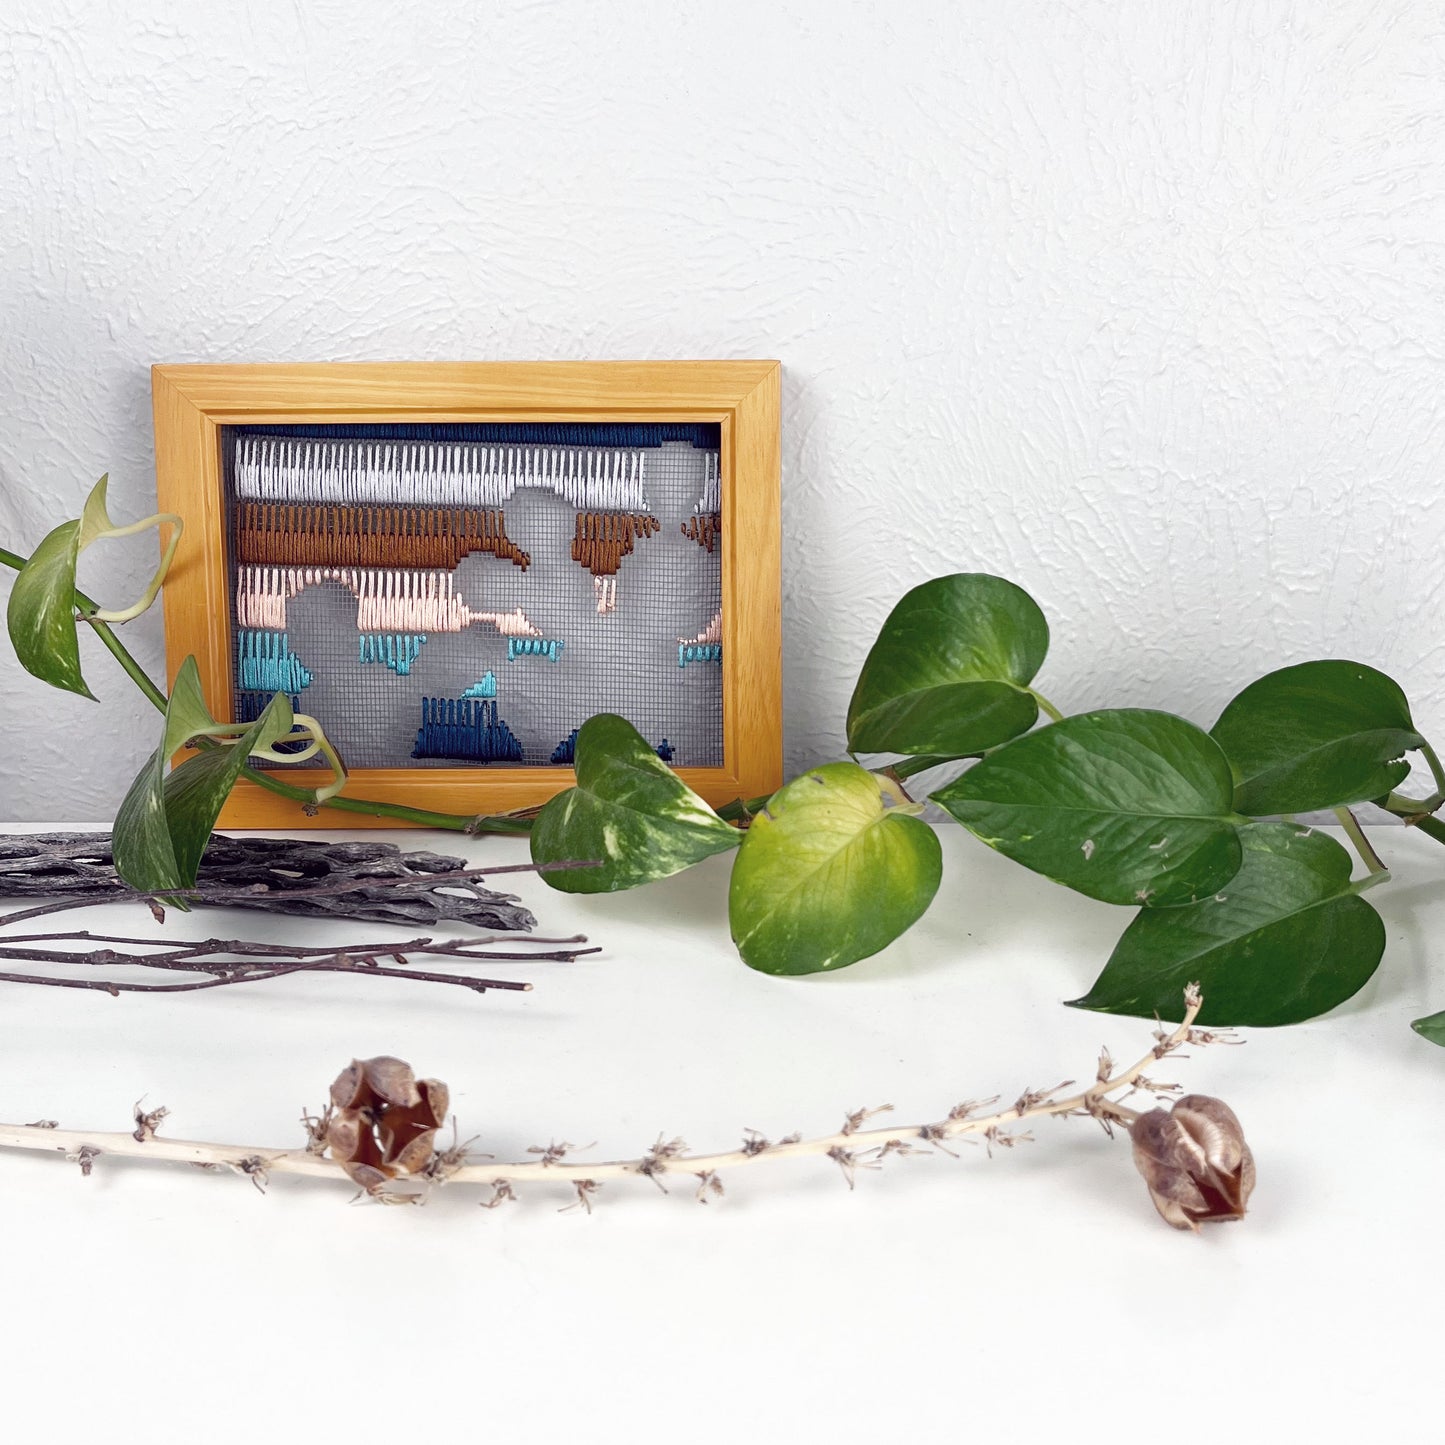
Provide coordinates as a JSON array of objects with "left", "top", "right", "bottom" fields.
[{"left": 151, "top": 360, "right": 782, "bottom": 829}]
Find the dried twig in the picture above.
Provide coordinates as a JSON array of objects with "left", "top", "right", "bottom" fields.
[
  {"left": 0, "top": 931, "right": 597, "bottom": 996},
  {"left": 0, "top": 989, "right": 1226, "bottom": 1206}
]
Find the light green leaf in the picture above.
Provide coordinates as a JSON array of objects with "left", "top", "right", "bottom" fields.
[
  {"left": 5, "top": 475, "right": 183, "bottom": 697},
  {"left": 1211, "top": 660, "right": 1424, "bottom": 814},
  {"left": 932, "top": 708, "right": 1244, "bottom": 907},
  {"left": 846, "top": 574, "right": 1049, "bottom": 755},
  {"left": 1411, "top": 1012, "right": 1445, "bottom": 1048},
  {"left": 1070, "top": 823, "right": 1385, "bottom": 1026},
  {"left": 729, "top": 762, "right": 942, "bottom": 975},
  {"left": 529, "top": 714, "right": 739, "bottom": 893},
  {"left": 112, "top": 657, "right": 294, "bottom": 894},
  {"left": 6, "top": 518, "right": 91, "bottom": 697}
]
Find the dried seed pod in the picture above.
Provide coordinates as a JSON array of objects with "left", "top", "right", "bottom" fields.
[
  {"left": 325, "top": 1057, "right": 450, "bottom": 1192},
  {"left": 1130, "top": 1094, "right": 1255, "bottom": 1231}
]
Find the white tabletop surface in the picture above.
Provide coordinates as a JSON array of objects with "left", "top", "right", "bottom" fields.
[{"left": 0, "top": 821, "right": 1438, "bottom": 1443}]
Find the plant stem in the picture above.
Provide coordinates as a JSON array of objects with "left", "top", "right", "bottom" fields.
[
  {"left": 888, "top": 752, "right": 979, "bottom": 781},
  {"left": 1412, "top": 815, "right": 1445, "bottom": 847},
  {"left": 1334, "top": 807, "right": 1388, "bottom": 875},
  {"left": 0, "top": 547, "right": 535, "bottom": 835},
  {"left": 1420, "top": 741, "right": 1445, "bottom": 802},
  {"left": 1030, "top": 688, "right": 1065, "bottom": 723}
]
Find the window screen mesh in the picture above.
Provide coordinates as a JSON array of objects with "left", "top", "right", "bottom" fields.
[{"left": 221, "top": 423, "right": 723, "bottom": 770}]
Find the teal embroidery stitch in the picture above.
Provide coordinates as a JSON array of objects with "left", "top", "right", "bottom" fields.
[
  {"left": 507, "top": 637, "right": 565, "bottom": 662},
  {"left": 237, "top": 630, "right": 313, "bottom": 692},
  {"left": 358, "top": 632, "right": 428, "bottom": 676},
  {"left": 461, "top": 671, "right": 498, "bottom": 699},
  {"left": 677, "top": 642, "right": 722, "bottom": 667}
]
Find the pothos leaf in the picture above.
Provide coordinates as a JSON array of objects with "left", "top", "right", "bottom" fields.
[
  {"left": 529, "top": 713, "right": 739, "bottom": 893},
  {"left": 1070, "top": 822, "right": 1385, "bottom": 1026},
  {"left": 1211, "top": 659, "right": 1424, "bottom": 814},
  {"left": 846, "top": 574, "right": 1049, "bottom": 756},
  {"left": 5, "top": 475, "right": 182, "bottom": 698},
  {"left": 932, "top": 708, "right": 1244, "bottom": 907},
  {"left": 728, "top": 762, "right": 943, "bottom": 975},
  {"left": 1411, "top": 1012, "right": 1445, "bottom": 1048},
  {"left": 112, "top": 657, "right": 295, "bottom": 894}
]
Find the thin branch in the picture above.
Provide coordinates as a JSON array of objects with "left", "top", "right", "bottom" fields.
[
  {"left": 0, "top": 989, "right": 1219, "bottom": 1197},
  {"left": 0, "top": 931, "right": 598, "bottom": 996}
]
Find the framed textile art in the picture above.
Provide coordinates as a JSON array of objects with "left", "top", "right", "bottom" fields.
[{"left": 151, "top": 361, "right": 782, "bottom": 829}]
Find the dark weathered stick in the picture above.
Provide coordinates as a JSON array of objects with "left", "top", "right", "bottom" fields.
[
  {"left": 0, "top": 931, "right": 599, "bottom": 997},
  {"left": 0, "top": 834, "right": 574, "bottom": 931},
  {"left": 0, "top": 859, "right": 596, "bottom": 931}
]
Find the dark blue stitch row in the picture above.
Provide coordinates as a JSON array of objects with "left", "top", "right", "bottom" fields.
[
  {"left": 550, "top": 727, "right": 675, "bottom": 765},
  {"left": 230, "top": 422, "right": 721, "bottom": 450},
  {"left": 412, "top": 697, "right": 523, "bottom": 763}
]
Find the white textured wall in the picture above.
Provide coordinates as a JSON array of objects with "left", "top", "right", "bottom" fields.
[{"left": 1, "top": 1, "right": 1442, "bottom": 819}]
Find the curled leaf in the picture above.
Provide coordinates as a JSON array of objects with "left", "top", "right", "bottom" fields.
[{"left": 5, "top": 475, "right": 181, "bottom": 698}]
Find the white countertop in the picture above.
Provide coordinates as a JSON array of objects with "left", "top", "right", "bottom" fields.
[{"left": 1, "top": 822, "right": 1439, "bottom": 1444}]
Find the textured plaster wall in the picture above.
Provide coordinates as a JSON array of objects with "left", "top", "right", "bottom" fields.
[{"left": 1, "top": 1, "right": 1443, "bottom": 819}]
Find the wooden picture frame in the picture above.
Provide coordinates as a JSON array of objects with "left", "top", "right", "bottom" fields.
[{"left": 151, "top": 361, "right": 782, "bottom": 829}]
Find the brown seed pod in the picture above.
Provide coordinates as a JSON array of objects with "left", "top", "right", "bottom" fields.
[
  {"left": 325, "top": 1057, "right": 450, "bottom": 1192},
  {"left": 1130, "top": 1094, "right": 1255, "bottom": 1231}
]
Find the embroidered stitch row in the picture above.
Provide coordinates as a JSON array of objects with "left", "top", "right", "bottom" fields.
[
  {"left": 678, "top": 643, "right": 723, "bottom": 667},
  {"left": 358, "top": 632, "right": 429, "bottom": 676},
  {"left": 236, "top": 631, "right": 313, "bottom": 692},
  {"left": 550, "top": 727, "right": 674, "bottom": 765},
  {"left": 412, "top": 697, "right": 524, "bottom": 763},
  {"left": 236, "top": 437, "right": 655, "bottom": 511},
  {"left": 461, "top": 671, "right": 498, "bottom": 699},
  {"left": 507, "top": 636, "right": 565, "bottom": 662},
  {"left": 233, "top": 690, "right": 301, "bottom": 724},
  {"left": 571, "top": 510, "right": 662, "bottom": 613},
  {"left": 235, "top": 566, "right": 542, "bottom": 637},
  {"left": 235, "top": 503, "right": 529, "bottom": 571},
  {"left": 681, "top": 512, "right": 721, "bottom": 552}
]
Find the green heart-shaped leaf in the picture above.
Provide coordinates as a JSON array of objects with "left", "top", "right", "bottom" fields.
[
  {"left": 1211, "top": 660, "right": 1424, "bottom": 814},
  {"left": 1070, "top": 822, "right": 1384, "bottom": 1026},
  {"left": 846, "top": 574, "right": 1049, "bottom": 755},
  {"left": 729, "top": 762, "right": 942, "bottom": 975},
  {"left": 1411, "top": 1012, "right": 1445, "bottom": 1048},
  {"left": 529, "top": 713, "right": 739, "bottom": 893},
  {"left": 932, "top": 708, "right": 1244, "bottom": 906},
  {"left": 112, "top": 657, "right": 295, "bottom": 894}
]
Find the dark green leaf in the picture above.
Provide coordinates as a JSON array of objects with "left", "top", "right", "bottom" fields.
[
  {"left": 1211, "top": 660, "right": 1424, "bottom": 814},
  {"left": 529, "top": 714, "right": 739, "bottom": 893},
  {"left": 112, "top": 658, "right": 293, "bottom": 893},
  {"left": 6, "top": 518, "right": 90, "bottom": 698},
  {"left": 1411, "top": 1012, "right": 1445, "bottom": 1047},
  {"left": 1071, "top": 822, "right": 1385, "bottom": 1026},
  {"left": 933, "top": 709, "right": 1244, "bottom": 906},
  {"left": 846, "top": 574, "right": 1048, "bottom": 755},
  {"left": 729, "top": 762, "right": 942, "bottom": 975}
]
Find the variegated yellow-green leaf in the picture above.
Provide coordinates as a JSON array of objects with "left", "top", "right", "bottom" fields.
[
  {"left": 529, "top": 714, "right": 739, "bottom": 892},
  {"left": 729, "top": 762, "right": 942, "bottom": 975}
]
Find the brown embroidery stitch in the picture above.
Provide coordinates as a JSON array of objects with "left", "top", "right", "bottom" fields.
[{"left": 234, "top": 504, "right": 530, "bottom": 571}]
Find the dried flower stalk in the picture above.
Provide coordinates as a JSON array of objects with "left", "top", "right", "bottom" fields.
[{"left": 0, "top": 987, "right": 1235, "bottom": 1222}]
